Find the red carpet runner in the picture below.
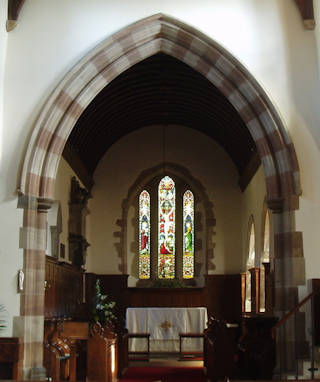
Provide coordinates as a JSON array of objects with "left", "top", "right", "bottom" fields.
[{"left": 121, "top": 366, "right": 206, "bottom": 382}]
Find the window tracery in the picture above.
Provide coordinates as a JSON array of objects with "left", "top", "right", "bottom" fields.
[{"left": 138, "top": 176, "right": 195, "bottom": 280}]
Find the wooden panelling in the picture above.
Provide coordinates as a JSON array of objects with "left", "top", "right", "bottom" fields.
[
  {"left": 45, "top": 265, "right": 242, "bottom": 323},
  {"left": 45, "top": 256, "right": 86, "bottom": 319},
  {"left": 127, "top": 287, "right": 205, "bottom": 308},
  {"left": 126, "top": 275, "right": 241, "bottom": 323},
  {"left": 86, "top": 274, "right": 129, "bottom": 325},
  {"left": 205, "top": 274, "right": 242, "bottom": 322},
  {"left": 0, "top": 337, "right": 23, "bottom": 380},
  {"left": 312, "top": 279, "right": 320, "bottom": 345}
]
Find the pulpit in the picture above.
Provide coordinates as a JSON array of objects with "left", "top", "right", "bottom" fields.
[{"left": 126, "top": 307, "right": 207, "bottom": 352}]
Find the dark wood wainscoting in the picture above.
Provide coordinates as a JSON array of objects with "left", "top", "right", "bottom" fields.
[
  {"left": 205, "top": 274, "right": 242, "bottom": 322},
  {"left": 85, "top": 273, "right": 241, "bottom": 324},
  {"left": 85, "top": 273, "right": 241, "bottom": 322},
  {"left": 312, "top": 278, "right": 320, "bottom": 345},
  {"left": 126, "top": 287, "right": 205, "bottom": 307},
  {"left": 45, "top": 256, "right": 241, "bottom": 323},
  {"left": 85, "top": 273, "right": 129, "bottom": 325},
  {"left": 0, "top": 337, "right": 23, "bottom": 380},
  {"left": 45, "top": 256, "right": 86, "bottom": 319}
]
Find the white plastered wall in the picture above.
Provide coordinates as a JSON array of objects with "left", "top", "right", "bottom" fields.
[
  {"left": 0, "top": 0, "right": 320, "bottom": 331},
  {"left": 240, "top": 166, "right": 267, "bottom": 271},
  {"left": 0, "top": 0, "right": 23, "bottom": 337}
]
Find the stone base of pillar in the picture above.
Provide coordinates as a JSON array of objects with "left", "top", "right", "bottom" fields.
[{"left": 27, "top": 366, "right": 47, "bottom": 380}]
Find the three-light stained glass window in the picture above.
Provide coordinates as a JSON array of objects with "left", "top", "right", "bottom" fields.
[
  {"left": 139, "top": 190, "right": 150, "bottom": 279},
  {"left": 158, "top": 176, "right": 175, "bottom": 279},
  {"left": 138, "top": 177, "right": 194, "bottom": 280},
  {"left": 183, "top": 190, "right": 194, "bottom": 279}
]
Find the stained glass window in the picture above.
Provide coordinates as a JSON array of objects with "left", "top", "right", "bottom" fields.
[
  {"left": 158, "top": 176, "right": 175, "bottom": 279},
  {"left": 139, "top": 190, "right": 150, "bottom": 279},
  {"left": 183, "top": 190, "right": 194, "bottom": 279}
]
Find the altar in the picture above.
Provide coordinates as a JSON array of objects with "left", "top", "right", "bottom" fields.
[{"left": 126, "top": 307, "right": 208, "bottom": 352}]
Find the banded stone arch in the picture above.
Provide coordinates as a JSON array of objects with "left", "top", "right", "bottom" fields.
[
  {"left": 18, "top": 13, "right": 303, "bottom": 378},
  {"left": 20, "top": 14, "right": 299, "bottom": 201}
]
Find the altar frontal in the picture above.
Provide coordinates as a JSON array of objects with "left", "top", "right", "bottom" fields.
[{"left": 126, "top": 307, "right": 208, "bottom": 352}]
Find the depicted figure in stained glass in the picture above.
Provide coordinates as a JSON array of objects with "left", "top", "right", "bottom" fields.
[
  {"left": 140, "top": 218, "right": 149, "bottom": 253},
  {"left": 184, "top": 219, "right": 193, "bottom": 253},
  {"left": 158, "top": 176, "right": 175, "bottom": 279},
  {"left": 139, "top": 190, "right": 150, "bottom": 279},
  {"left": 183, "top": 190, "right": 194, "bottom": 279},
  {"left": 160, "top": 234, "right": 172, "bottom": 254}
]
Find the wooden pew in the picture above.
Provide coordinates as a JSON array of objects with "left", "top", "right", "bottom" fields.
[
  {"left": 44, "top": 320, "right": 88, "bottom": 381},
  {"left": 45, "top": 320, "right": 125, "bottom": 381},
  {"left": 57, "top": 321, "right": 89, "bottom": 381},
  {"left": 44, "top": 320, "right": 72, "bottom": 381},
  {"left": 0, "top": 337, "right": 23, "bottom": 380},
  {"left": 87, "top": 322, "right": 118, "bottom": 382}
]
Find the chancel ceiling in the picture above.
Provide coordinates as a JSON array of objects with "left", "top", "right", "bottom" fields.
[{"left": 65, "top": 53, "right": 260, "bottom": 188}]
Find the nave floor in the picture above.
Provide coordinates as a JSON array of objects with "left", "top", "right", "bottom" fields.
[
  {"left": 129, "top": 352, "right": 203, "bottom": 367},
  {"left": 121, "top": 354, "right": 206, "bottom": 382}
]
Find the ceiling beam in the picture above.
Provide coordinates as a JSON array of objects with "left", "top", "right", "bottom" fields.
[
  {"left": 6, "top": 0, "right": 26, "bottom": 32},
  {"left": 294, "top": 0, "right": 315, "bottom": 30}
]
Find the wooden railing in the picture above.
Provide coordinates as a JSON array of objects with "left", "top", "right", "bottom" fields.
[
  {"left": 272, "top": 292, "right": 314, "bottom": 334},
  {"left": 272, "top": 292, "right": 316, "bottom": 379}
]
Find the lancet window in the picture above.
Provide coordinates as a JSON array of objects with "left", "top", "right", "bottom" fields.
[
  {"left": 139, "top": 190, "right": 151, "bottom": 279},
  {"left": 138, "top": 176, "right": 195, "bottom": 280}
]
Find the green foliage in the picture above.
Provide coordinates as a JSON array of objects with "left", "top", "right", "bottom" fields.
[{"left": 92, "top": 279, "right": 116, "bottom": 327}]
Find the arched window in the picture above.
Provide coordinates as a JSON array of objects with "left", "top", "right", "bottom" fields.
[
  {"left": 260, "top": 208, "right": 270, "bottom": 312},
  {"left": 183, "top": 190, "right": 194, "bottom": 279},
  {"left": 139, "top": 190, "right": 151, "bottom": 279},
  {"left": 138, "top": 175, "right": 195, "bottom": 280},
  {"left": 245, "top": 217, "right": 256, "bottom": 312},
  {"left": 158, "top": 176, "right": 176, "bottom": 279}
]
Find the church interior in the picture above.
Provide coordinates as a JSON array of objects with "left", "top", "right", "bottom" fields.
[{"left": 1, "top": 0, "right": 320, "bottom": 380}]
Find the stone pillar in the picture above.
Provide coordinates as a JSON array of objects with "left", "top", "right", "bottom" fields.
[
  {"left": 15, "top": 196, "right": 53, "bottom": 379},
  {"left": 268, "top": 198, "right": 305, "bottom": 375}
]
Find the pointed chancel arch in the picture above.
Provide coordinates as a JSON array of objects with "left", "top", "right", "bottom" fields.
[
  {"left": 20, "top": 13, "right": 300, "bottom": 201},
  {"left": 18, "top": 13, "right": 303, "bottom": 376}
]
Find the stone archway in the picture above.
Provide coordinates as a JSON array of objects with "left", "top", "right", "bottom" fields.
[{"left": 18, "top": 13, "right": 302, "bottom": 377}]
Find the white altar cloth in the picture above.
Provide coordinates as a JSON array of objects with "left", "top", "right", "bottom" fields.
[{"left": 126, "top": 307, "right": 208, "bottom": 352}]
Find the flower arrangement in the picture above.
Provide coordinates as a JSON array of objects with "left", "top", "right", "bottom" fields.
[{"left": 92, "top": 279, "right": 116, "bottom": 328}]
